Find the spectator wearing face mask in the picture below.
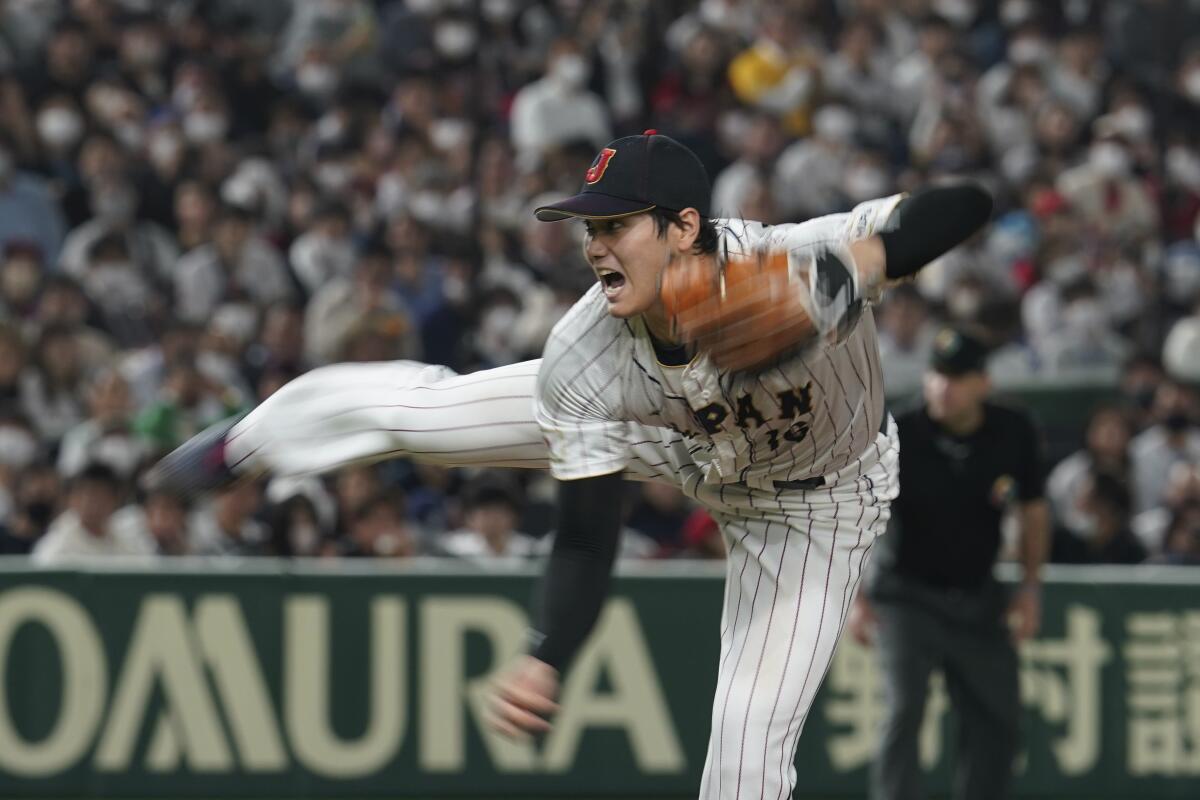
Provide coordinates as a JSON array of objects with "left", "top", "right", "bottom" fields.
[
  {"left": 824, "top": 18, "right": 900, "bottom": 142},
  {"left": 0, "top": 460, "right": 60, "bottom": 555},
  {"left": 877, "top": 283, "right": 936, "bottom": 400},
  {"left": 0, "top": 132, "right": 66, "bottom": 265},
  {"left": 58, "top": 174, "right": 179, "bottom": 284},
  {"left": 1133, "top": 462, "right": 1200, "bottom": 557},
  {"left": 189, "top": 479, "right": 270, "bottom": 556},
  {"left": 1046, "top": 405, "right": 1134, "bottom": 540},
  {"left": 1051, "top": 469, "right": 1145, "bottom": 565},
  {"left": 304, "top": 244, "right": 420, "bottom": 367},
  {"left": 265, "top": 493, "right": 327, "bottom": 558},
  {"left": 509, "top": 39, "right": 612, "bottom": 169},
  {"left": 1038, "top": 277, "right": 1132, "bottom": 379},
  {"left": 1149, "top": 502, "right": 1200, "bottom": 566},
  {"left": 1057, "top": 130, "right": 1159, "bottom": 245},
  {"left": 0, "top": 410, "right": 42, "bottom": 519},
  {"left": 32, "top": 463, "right": 154, "bottom": 563},
  {"left": 710, "top": 112, "right": 784, "bottom": 219},
  {"left": 1117, "top": 352, "right": 1165, "bottom": 431},
  {"left": 274, "top": 0, "right": 380, "bottom": 93},
  {"left": 341, "top": 491, "right": 418, "bottom": 559},
  {"left": 77, "top": 233, "right": 159, "bottom": 346},
  {"left": 115, "top": 12, "right": 172, "bottom": 103},
  {"left": 33, "top": 94, "right": 88, "bottom": 177},
  {"left": 57, "top": 367, "right": 146, "bottom": 482},
  {"left": 439, "top": 477, "right": 536, "bottom": 564},
  {"left": 20, "top": 323, "right": 89, "bottom": 444},
  {"left": 774, "top": 104, "right": 861, "bottom": 220},
  {"left": 174, "top": 202, "right": 295, "bottom": 324},
  {"left": 288, "top": 199, "right": 356, "bottom": 296},
  {"left": 1130, "top": 380, "right": 1200, "bottom": 514}
]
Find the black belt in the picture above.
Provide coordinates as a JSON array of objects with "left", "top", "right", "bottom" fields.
[{"left": 772, "top": 414, "right": 889, "bottom": 493}]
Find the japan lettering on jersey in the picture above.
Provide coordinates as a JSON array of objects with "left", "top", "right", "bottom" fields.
[{"left": 534, "top": 195, "right": 904, "bottom": 490}]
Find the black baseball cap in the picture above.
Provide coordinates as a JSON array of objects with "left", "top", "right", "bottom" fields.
[
  {"left": 930, "top": 327, "right": 990, "bottom": 376},
  {"left": 534, "top": 130, "right": 711, "bottom": 222}
]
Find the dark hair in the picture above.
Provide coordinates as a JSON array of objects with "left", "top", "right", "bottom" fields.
[
  {"left": 354, "top": 491, "right": 406, "bottom": 523},
  {"left": 463, "top": 478, "right": 522, "bottom": 514},
  {"left": 73, "top": 463, "right": 122, "bottom": 492},
  {"left": 650, "top": 208, "right": 720, "bottom": 255}
]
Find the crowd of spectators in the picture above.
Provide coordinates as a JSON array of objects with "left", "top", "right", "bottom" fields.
[{"left": 0, "top": 0, "right": 1196, "bottom": 565}]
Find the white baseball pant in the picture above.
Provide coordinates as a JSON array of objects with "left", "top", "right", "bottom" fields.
[{"left": 225, "top": 360, "right": 898, "bottom": 800}]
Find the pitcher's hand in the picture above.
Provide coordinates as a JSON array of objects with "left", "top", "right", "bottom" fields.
[{"left": 487, "top": 656, "right": 560, "bottom": 739}]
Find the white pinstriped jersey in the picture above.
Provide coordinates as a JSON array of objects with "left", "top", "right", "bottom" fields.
[{"left": 535, "top": 195, "right": 905, "bottom": 491}]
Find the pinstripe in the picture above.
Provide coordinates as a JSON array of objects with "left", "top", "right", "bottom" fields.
[
  {"left": 736, "top": 520, "right": 785, "bottom": 800},
  {"left": 775, "top": 498, "right": 839, "bottom": 800},
  {"left": 715, "top": 524, "right": 772, "bottom": 800},
  {"left": 762, "top": 504, "right": 814, "bottom": 799}
]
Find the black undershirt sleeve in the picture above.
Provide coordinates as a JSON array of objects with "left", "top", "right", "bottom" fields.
[
  {"left": 529, "top": 471, "right": 625, "bottom": 671},
  {"left": 879, "top": 183, "right": 993, "bottom": 280}
]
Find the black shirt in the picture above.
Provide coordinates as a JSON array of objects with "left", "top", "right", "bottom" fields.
[{"left": 875, "top": 402, "right": 1044, "bottom": 590}]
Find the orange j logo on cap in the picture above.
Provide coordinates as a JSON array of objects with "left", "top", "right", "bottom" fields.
[{"left": 585, "top": 148, "right": 617, "bottom": 184}]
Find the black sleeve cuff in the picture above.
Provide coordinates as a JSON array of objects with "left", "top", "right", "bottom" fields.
[
  {"left": 879, "top": 183, "right": 993, "bottom": 280},
  {"left": 530, "top": 471, "right": 624, "bottom": 670}
]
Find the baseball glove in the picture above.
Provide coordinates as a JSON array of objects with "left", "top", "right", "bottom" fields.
[{"left": 660, "top": 245, "right": 864, "bottom": 373}]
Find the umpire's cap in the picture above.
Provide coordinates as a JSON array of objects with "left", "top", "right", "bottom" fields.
[
  {"left": 930, "top": 327, "right": 990, "bottom": 376},
  {"left": 534, "top": 130, "right": 711, "bottom": 222}
]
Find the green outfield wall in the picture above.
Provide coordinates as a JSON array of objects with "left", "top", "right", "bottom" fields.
[{"left": 0, "top": 559, "right": 1196, "bottom": 798}]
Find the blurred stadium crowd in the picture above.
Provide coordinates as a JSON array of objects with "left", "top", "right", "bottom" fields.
[{"left": 0, "top": 0, "right": 1197, "bottom": 565}]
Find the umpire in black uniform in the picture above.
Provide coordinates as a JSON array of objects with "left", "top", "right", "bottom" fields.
[{"left": 850, "top": 327, "right": 1050, "bottom": 800}]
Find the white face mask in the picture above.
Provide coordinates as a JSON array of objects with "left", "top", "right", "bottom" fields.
[
  {"left": 1047, "top": 256, "right": 1086, "bottom": 287},
  {"left": 844, "top": 166, "right": 888, "bottom": 202},
  {"left": 1009, "top": 38, "right": 1050, "bottom": 66},
  {"left": 315, "top": 235, "right": 356, "bottom": 274},
  {"left": 0, "top": 426, "right": 37, "bottom": 468},
  {"left": 813, "top": 106, "right": 856, "bottom": 142},
  {"left": 1175, "top": 68, "right": 1200, "bottom": 103},
  {"left": 297, "top": 63, "right": 338, "bottom": 97},
  {"left": 148, "top": 132, "right": 183, "bottom": 167},
  {"left": 933, "top": 0, "right": 976, "bottom": 26},
  {"left": 482, "top": 0, "right": 518, "bottom": 22},
  {"left": 1089, "top": 141, "right": 1130, "bottom": 179},
  {"left": 315, "top": 162, "right": 353, "bottom": 194},
  {"left": 407, "top": 190, "right": 447, "bottom": 223},
  {"left": 947, "top": 289, "right": 981, "bottom": 319},
  {"left": 1166, "top": 146, "right": 1200, "bottom": 192},
  {"left": 406, "top": 0, "right": 441, "bottom": 14},
  {"left": 184, "top": 111, "right": 229, "bottom": 144},
  {"left": 699, "top": 0, "right": 735, "bottom": 27},
  {"left": 434, "top": 22, "right": 477, "bottom": 59},
  {"left": 1112, "top": 106, "right": 1152, "bottom": 141},
  {"left": 92, "top": 188, "right": 137, "bottom": 223},
  {"left": 290, "top": 522, "right": 321, "bottom": 555},
  {"left": 551, "top": 54, "right": 590, "bottom": 90},
  {"left": 429, "top": 118, "right": 471, "bottom": 151},
  {"left": 1063, "top": 299, "right": 1106, "bottom": 332},
  {"left": 1000, "top": 0, "right": 1034, "bottom": 27},
  {"left": 37, "top": 107, "right": 84, "bottom": 149}
]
